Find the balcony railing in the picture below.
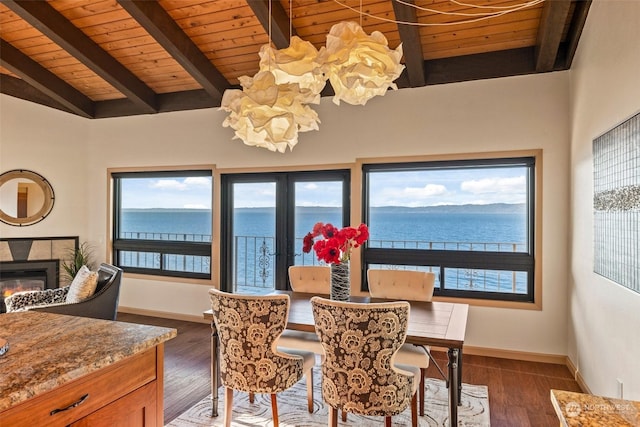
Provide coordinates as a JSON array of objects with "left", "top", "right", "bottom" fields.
[
  {"left": 234, "top": 235, "right": 528, "bottom": 294},
  {"left": 120, "top": 231, "right": 211, "bottom": 242},
  {"left": 118, "top": 233, "right": 527, "bottom": 294}
]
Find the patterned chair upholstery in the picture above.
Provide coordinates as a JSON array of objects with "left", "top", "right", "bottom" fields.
[
  {"left": 4, "top": 263, "right": 122, "bottom": 320},
  {"left": 277, "top": 265, "right": 331, "bottom": 355},
  {"left": 367, "top": 268, "right": 436, "bottom": 416},
  {"left": 311, "top": 296, "right": 419, "bottom": 427},
  {"left": 209, "top": 289, "right": 315, "bottom": 427}
]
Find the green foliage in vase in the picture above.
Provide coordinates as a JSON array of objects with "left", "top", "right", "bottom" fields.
[{"left": 61, "top": 242, "right": 95, "bottom": 282}]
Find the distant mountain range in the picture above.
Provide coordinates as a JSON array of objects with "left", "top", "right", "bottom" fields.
[
  {"left": 124, "top": 203, "right": 526, "bottom": 214},
  {"left": 370, "top": 203, "right": 526, "bottom": 214}
]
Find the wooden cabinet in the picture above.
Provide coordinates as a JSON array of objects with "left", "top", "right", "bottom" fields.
[{"left": 0, "top": 346, "right": 164, "bottom": 427}]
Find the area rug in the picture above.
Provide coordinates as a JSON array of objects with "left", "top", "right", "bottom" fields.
[{"left": 167, "top": 377, "right": 489, "bottom": 427}]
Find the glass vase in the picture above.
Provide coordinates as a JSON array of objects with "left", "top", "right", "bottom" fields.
[{"left": 330, "top": 261, "right": 350, "bottom": 301}]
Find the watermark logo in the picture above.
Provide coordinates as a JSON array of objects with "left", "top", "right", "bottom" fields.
[{"left": 565, "top": 401, "right": 581, "bottom": 417}]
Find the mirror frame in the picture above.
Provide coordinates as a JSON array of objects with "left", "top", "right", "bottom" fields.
[{"left": 0, "top": 169, "right": 55, "bottom": 226}]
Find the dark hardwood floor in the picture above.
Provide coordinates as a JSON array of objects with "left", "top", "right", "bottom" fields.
[{"left": 117, "top": 312, "right": 582, "bottom": 426}]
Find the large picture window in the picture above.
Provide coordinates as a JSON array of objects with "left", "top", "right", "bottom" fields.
[
  {"left": 363, "top": 156, "right": 536, "bottom": 302},
  {"left": 112, "top": 169, "right": 212, "bottom": 279}
]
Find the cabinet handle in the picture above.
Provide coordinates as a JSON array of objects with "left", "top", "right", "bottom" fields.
[{"left": 50, "top": 393, "right": 89, "bottom": 415}]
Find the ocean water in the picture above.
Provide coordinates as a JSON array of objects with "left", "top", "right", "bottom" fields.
[{"left": 120, "top": 207, "right": 528, "bottom": 292}]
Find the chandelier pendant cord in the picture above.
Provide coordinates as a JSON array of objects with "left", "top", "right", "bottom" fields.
[
  {"left": 333, "top": 0, "right": 544, "bottom": 26},
  {"left": 268, "top": 0, "right": 272, "bottom": 70}
]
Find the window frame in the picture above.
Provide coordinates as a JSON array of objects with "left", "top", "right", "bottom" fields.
[
  {"left": 361, "top": 155, "right": 537, "bottom": 303},
  {"left": 111, "top": 168, "right": 213, "bottom": 280},
  {"left": 220, "top": 169, "right": 351, "bottom": 292}
]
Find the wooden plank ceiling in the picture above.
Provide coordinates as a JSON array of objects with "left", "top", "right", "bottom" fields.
[{"left": 0, "top": 0, "right": 591, "bottom": 119}]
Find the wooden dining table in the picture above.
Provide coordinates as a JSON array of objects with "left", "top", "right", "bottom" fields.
[{"left": 203, "top": 291, "right": 469, "bottom": 425}]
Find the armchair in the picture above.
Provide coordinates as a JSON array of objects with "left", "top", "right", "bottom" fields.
[{"left": 4, "top": 263, "right": 123, "bottom": 320}]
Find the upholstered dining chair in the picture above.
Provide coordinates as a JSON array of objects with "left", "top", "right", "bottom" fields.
[
  {"left": 276, "top": 265, "right": 331, "bottom": 355},
  {"left": 311, "top": 296, "right": 419, "bottom": 427},
  {"left": 367, "top": 268, "right": 436, "bottom": 416},
  {"left": 209, "top": 289, "right": 315, "bottom": 427}
]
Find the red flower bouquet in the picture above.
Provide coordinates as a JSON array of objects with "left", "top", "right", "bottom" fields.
[{"left": 302, "top": 222, "right": 369, "bottom": 264}]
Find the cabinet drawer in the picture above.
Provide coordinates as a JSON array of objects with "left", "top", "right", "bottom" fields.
[{"left": 0, "top": 348, "right": 157, "bottom": 427}]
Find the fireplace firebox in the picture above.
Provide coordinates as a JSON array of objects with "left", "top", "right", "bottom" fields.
[{"left": 0, "top": 260, "right": 59, "bottom": 313}]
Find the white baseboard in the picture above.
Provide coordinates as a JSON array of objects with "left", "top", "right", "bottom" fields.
[
  {"left": 565, "top": 356, "right": 591, "bottom": 393},
  {"left": 462, "top": 345, "right": 567, "bottom": 364}
]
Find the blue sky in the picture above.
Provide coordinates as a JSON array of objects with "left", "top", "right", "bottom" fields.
[
  {"left": 121, "top": 167, "right": 527, "bottom": 209},
  {"left": 121, "top": 177, "right": 212, "bottom": 209}
]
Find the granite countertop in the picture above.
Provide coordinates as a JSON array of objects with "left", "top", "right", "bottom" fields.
[
  {"left": 551, "top": 389, "right": 640, "bottom": 426},
  {"left": 0, "top": 311, "right": 177, "bottom": 412}
]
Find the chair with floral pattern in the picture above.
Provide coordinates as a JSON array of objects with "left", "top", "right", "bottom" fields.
[
  {"left": 209, "top": 289, "right": 315, "bottom": 427},
  {"left": 311, "top": 296, "right": 419, "bottom": 427},
  {"left": 367, "top": 268, "right": 436, "bottom": 416}
]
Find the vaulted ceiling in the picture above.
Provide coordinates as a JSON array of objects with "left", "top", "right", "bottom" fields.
[{"left": 0, "top": 0, "right": 591, "bottom": 119}]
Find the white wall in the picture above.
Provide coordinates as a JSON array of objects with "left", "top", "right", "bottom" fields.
[
  {"left": 1, "top": 67, "right": 571, "bottom": 357},
  {"left": 0, "top": 97, "right": 90, "bottom": 239},
  {"left": 568, "top": 0, "right": 640, "bottom": 399}
]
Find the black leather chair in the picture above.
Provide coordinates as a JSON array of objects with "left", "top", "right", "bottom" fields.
[{"left": 31, "top": 263, "right": 123, "bottom": 320}]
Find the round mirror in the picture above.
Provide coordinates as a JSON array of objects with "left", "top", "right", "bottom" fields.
[{"left": 0, "top": 169, "right": 55, "bottom": 226}]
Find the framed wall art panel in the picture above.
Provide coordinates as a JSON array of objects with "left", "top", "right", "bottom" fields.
[{"left": 593, "top": 112, "right": 640, "bottom": 294}]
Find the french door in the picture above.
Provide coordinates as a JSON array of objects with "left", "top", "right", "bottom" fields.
[{"left": 220, "top": 170, "right": 350, "bottom": 293}]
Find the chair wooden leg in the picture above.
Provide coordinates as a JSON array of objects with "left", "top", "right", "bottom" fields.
[
  {"left": 270, "top": 394, "right": 279, "bottom": 427},
  {"left": 419, "top": 367, "right": 426, "bottom": 416},
  {"left": 328, "top": 407, "right": 338, "bottom": 427},
  {"left": 306, "top": 369, "right": 314, "bottom": 413},
  {"left": 224, "top": 387, "right": 234, "bottom": 427},
  {"left": 411, "top": 392, "right": 418, "bottom": 427},
  {"left": 342, "top": 410, "right": 347, "bottom": 422},
  {"left": 249, "top": 392, "right": 255, "bottom": 403},
  {"left": 385, "top": 416, "right": 392, "bottom": 427}
]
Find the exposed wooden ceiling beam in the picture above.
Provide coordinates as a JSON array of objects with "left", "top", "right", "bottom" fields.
[
  {"left": 2, "top": 0, "right": 158, "bottom": 113},
  {"left": 564, "top": 0, "right": 593, "bottom": 67},
  {"left": 246, "top": 0, "right": 293, "bottom": 49},
  {"left": 535, "top": 0, "right": 572, "bottom": 72},
  {"left": 392, "top": 0, "right": 426, "bottom": 87},
  {"left": 94, "top": 89, "right": 221, "bottom": 119},
  {"left": 0, "top": 74, "right": 75, "bottom": 115},
  {"left": 117, "top": 0, "right": 230, "bottom": 104},
  {"left": 0, "top": 39, "right": 94, "bottom": 118},
  {"left": 426, "top": 47, "right": 536, "bottom": 85}
]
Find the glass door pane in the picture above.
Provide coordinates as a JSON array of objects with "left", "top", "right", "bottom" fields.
[
  {"left": 293, "top": 180, "right": 345, "bottom": 266},
  {"left": 231, "top": 181, "right": 276, "bottom": 295}
]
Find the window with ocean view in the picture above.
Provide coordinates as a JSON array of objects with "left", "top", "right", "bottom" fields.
[
  {"left": 112, "top": 169, "right": 212, "bottom": 279},
  {"left": 363, "top": 156, "right": 536, "bottom": 302},
  {"left": 220, "top": 170, "right": 350, "bottom": 293}
]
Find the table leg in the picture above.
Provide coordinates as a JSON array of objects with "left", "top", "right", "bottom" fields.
[
  {"left": 458, "top": 350, "right": 463, "bottom": 402},
  {"left": 448, "top": 348, "right": 459, "bottom": 426},
  {"left": 210, "top": 320, "right": 219, "bottom": 417}
]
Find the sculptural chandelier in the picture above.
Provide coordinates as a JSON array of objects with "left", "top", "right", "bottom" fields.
[{"left": 221, "top": 20, "right": 403, "bottom": 153}]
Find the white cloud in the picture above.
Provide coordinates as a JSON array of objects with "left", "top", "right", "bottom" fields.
[
  {"left": 303, "top": 183, "right": 319, "bottom": 190},
  {"left": 184, "top": 177, "right": 212, "bottom": 187},
  {"left": 151, "top": 179, "right": 187, "bottom": 191},
  {"left": 150, "top": 177, "right": 211, "bottom": 191},
  {"left": 460, "top": 176, "right": 525, "bottom": 194},
  {"left": 402, "top": 184, "right": 447, "bottom": 198}
]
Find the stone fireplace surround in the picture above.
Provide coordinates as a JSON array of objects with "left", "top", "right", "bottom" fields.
[{"left": 0, "top": 236, "right": 79, "bottom": 289}]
